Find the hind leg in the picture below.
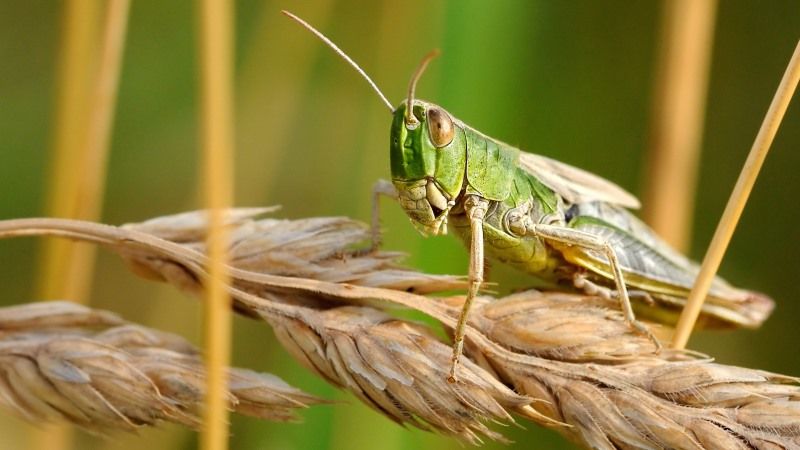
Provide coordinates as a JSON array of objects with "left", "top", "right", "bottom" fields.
[
  {"left": 533, "top": 224, "right": 661, "bottom": 351},
  {"left": 574, "top": 273, "right": 655, "bottom": 306}
]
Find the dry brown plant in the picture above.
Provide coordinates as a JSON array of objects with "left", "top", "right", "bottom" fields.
[
  {"left": 0, "top": 300, "right": 322, "bottom": 433},
  {"left": 0, "top": 209, "right": 798, "bottom": 448}
]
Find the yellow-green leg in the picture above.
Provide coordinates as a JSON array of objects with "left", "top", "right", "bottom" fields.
[{"left": 448, "top": 195, "right": 489, "bottom": 383}]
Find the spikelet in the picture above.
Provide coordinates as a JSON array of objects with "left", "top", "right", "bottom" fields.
[
  {"left": 0, "top": 301, "right": 322, "bottom": 432},
  {"left": 0, "top": 211, "right": 798, "bottom": 448}
]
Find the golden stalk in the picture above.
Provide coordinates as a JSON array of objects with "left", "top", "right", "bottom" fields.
[
  {"left": 34, "top": 1, "right": 130, "bottom": 449},
  {"left": 671, "top": 40, "right": 800, "bottom": 349},
  {"left": 197, "top": 0, "right": 235, "bottom": 449},
  {"left": 35, "top": 0, "right": 99, "bottom": 303},
  {"left": 1, "top": 211, "right": 799, "bottom": 448},
  {"left": 642, "top": 0, "right": 717, "bottom": 252},
  {"left": 75, "top": 0, "right": 130, "bottom": 231}
]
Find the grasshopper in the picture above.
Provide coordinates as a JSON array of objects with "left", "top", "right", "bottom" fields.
[{"left": 283, "top": 12, "right": 774, "bottom": 382}]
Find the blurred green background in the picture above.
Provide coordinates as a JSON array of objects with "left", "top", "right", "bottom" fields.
[{"left": 1, "top": 1, "right": 799, "bottom": 449}]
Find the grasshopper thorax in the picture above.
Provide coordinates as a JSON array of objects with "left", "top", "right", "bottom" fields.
[{"left": 390, "top": 100, "right": 467, "bottom": 236}]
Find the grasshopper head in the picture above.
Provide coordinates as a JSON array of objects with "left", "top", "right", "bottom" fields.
[
  {"left": 281, "top": 14, "right": 467, "bottom": 235},
  {"left": 389, "top": 100, "right": 466, "bottom": 236}
]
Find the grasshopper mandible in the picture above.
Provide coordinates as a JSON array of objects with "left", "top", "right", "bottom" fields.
[{"left": 283, "top": 11, "right": 774, "bottom": 383}]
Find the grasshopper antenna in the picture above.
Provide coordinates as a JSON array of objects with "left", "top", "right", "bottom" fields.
[
  {"left": 405, "top": 49, "right": 440, "bottom": 127},
  {"left": 282, "top": 10, "right": 394, "bottom": 113}
]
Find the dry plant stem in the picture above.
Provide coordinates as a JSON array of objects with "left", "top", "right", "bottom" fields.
[
  {"left": 35, "top": 0, "right": 99, "bottom": 302},
  {"left": 36, "top": 0, "right": 129, "bottom": 306},
  {"left": 0, "top": 217, "right": 459, "bottom": 328},
  {"left": 33, "top": 3, "right": 104, "bottom": 450},
  {"left": 2, "top": 214, "right": 800, "bottom": 447},
  {"left": 0, "top": 301, "right": 323, "bottom": 431},
  {"left": 0, "top": 217, "right": 615, "bottom": 384},
  {"left": 75, "top": 0, "right": 130, "bottom": 235},
  {"left": 197, "top": 0, "right": 235, "bottom": 449},
  {"left": 672, "top": 40, "right": 800, "bottom": 350},
  {"left": 0, "top": 217, "right": 531, "bottom": 443},
  {"left": 0, "top": 215, "right": 659, "bottom": 391},
  {"left": 643, "top": 0, "right": 716, "bottom": 252}
]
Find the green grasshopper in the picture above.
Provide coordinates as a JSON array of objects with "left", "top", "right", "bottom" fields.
[{"left": 283, "top": 12, "right": 774, "bottom": 382}]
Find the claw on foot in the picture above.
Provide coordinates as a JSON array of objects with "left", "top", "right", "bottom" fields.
[
  {"left": 633, "top": 291, "right": 656, "bottom": 306},
  {"left": 447, "top": 359, "right": 459, "bottom": 383},
  {"left": 631, "top": 320, "right": 662, "bottom": 353},
  {"left": 448, "top": 335, "right": 467, "bottom": 384},
  {"left": 369, "top": 232, "right": 382, "bottom": 252}
]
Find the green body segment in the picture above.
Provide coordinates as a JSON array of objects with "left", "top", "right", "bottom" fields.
[
  {"left": 389, "top": 101, "right": 565, "bottom": 276},
  {"left": 450, "top": 165, "right": 564, "bottom": 278},
  {"left": 463, "top": 128, "right": 517, "bottom": 201},
  {"left": 388, "top": 99, "right": 773, "bottom": 329}
]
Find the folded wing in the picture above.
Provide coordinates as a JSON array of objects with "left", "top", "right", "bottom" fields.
[{"left": 517, "top": 152, "right": 640, "bottom": 209}]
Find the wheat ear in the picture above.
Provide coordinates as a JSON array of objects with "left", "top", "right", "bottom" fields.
[
  {"left": 0, "top": 300, "right": 323, "bottom": 433},
  {"left": 0, "top": 210, "right": 797, "bottom": 448}
]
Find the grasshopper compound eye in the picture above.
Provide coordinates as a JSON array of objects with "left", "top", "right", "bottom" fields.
[{"left": 426, "top": 107, "right": 454, "bottom": 148}]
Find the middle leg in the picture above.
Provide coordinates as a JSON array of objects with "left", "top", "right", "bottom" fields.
[{"left": 574, "top": 272, "right": 655, "bottom": 306}]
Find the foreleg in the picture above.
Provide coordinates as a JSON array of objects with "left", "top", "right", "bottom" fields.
[
  {"left": 370, "top": 179, "right": 398, "bottom": 251},
  {"left": 448, "top": 195, "right": 489, "bottom": 383}
]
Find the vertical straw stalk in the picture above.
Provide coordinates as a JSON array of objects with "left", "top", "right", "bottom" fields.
[
  {"left": 76, "top": 0, "right": 130, "bottom": 235},
  {"left": 197, "top": 0, "right": 235, "bottom": 449},
  {"left": 642, "top": 0, "right": 717, "bottom": 252},
  {"left": 33, "top": 1, "right": 129, "bottom": 449},
  {"left": 34, "top": 1, "right": 100, "bottom": 303},
  {"left": 671, "top": 40, "right": 800, "bottom": 349}
]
